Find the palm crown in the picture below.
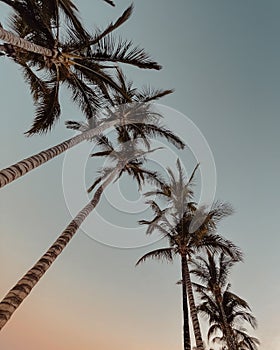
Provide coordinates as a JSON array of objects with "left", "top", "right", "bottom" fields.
[
  {"left": 138, "top": 160, "right": 242, "bottom": 261},
  {"left": 65, "top": 68, "right": 184, "bottom": 149},
  {"left": 191, "top": 252, "right": 259, "bottom": 350},
  {"left": 0, "top": 2, "right": 161, "bottom": 134}
]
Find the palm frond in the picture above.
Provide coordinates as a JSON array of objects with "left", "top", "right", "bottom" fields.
[
  {"left": 134, "top": 86, "right": 174, "bottom": 102},
  {"left": 25, "top": 79, "right": 60, "bottom": 135},
  {"left": 73, "top": 59, "right": 131, "bottom": 101},
  {"left": 207, "top": 324, "right": 222, "bottom": 341},
  {"left": 90, "top": 150, "right": 112, "bottom": 158},
  {"left": 20, "top": 62, "right": 48, "bottom": 101},
  {"left": 102, "top": 0, "right": 115, "bottom": 6},
  {"left": 87, "top": 177, "right": 102, "bottom": 193},
  {"left": 6, "top": 1, "right": 54, "bottom": 44},
  {"left": 186, "top": 163, "right": 200, "bottom": 187},
  {"left": 197, "top": 234, "right": 243, "bottom": 261},
  {"left": 65, "top": 72, "right": 102, "bottom": 120},
  {"left": 209, "top": 201, "right": 234, "bottom": 224},
  {"left": 91, "top": 35, "right": 161, "bottom": 70},
  {"left": 65, "top": 120, "right": 90, "bottom": 132},
  {"left": 232, "top": 311, "right": 257, "bottom": 329},
  {"left": 91, "top": 6, "right": 132, "bottom": 45},
  {"left": 129, "top": 123, "right": 185, "bottom": 149},
  {"left": 234, "top": 328, "right": 260, "bottom": 350},
  {"left": 58, "top": 0, "right": 88, "bottom": 38},
  {"left": 136, "top": 247, "right": 174, "bottom": 266}
]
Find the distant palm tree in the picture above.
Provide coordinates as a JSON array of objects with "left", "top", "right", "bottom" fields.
[
  {"left": 191, "top": 252, "right": 239, "bottom": 350},
  {"left": 136, "top": 160, "right": 242, "bottom": 350},
  {"left": 0, "top": 2, "right": 161, "bottom": 134},
  {"left": 191, "top": 252, "right": 259, "bottom": 350},
  {"left": 0, "top": 140, "right": 162, "bottom": 331}
]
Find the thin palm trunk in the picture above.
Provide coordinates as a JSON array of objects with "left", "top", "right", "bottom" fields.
[
  {"left": 181, "top": 255, "right": 191, "bottom": 350},
  {"left": 0, "top": 169, "right": 117, "bottom": 331},
  {"left": 184, "top": 257, "right": 205, "bottom": 350},
  {"left": 218, "top": 299, "right": 238, "bottom": 350},
  {"left": 0, "top": 27, "right": 52, "bottom": 56},
  {"left": 0, "top": 119, "right": 119, "bottom": 189}
]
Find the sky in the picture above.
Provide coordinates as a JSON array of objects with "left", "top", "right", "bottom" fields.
[{"left": 0, "top": 0, "right": 280, "bottom": 349}]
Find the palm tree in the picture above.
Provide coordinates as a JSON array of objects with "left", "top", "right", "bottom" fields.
[
  {"left": 0, "top": 84, "right": 184, "bottom": 329},
  {"left": 191, "top": 252, "right": 259, "bottom": 350},
  {"left": 0, "top": 2, "right": 161, "bottom": 134},
  {"left": 136, "top": 160, "right": 242, "bottom": 350},
  {"left": 191, "top": 252, "right": 239, "bottom": 350},
  {"left": 0, "top": 139, "right": 162, "bottom": 331},
  {"left": 0, "top": 70, "right": 183, "bottom": 189}
]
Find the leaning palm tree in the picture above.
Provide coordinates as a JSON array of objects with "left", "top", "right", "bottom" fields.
[
  {"left": 136, "top": 160, "right": 242, "bottom": 350},
  {"left": 0, "top": 71, "right": 183, "bottom": 189},
  {"left": 191, "top": 252, "right": 259, "bottom": 350},
  {"left": 0, "top": 139, "right": 162, "bottom": 331},
  {"left": 0, "top": 87, "right": 184, "bottom": 329},
  {"left": 0, "top": 3, "right": 161, "bottom": 134}
]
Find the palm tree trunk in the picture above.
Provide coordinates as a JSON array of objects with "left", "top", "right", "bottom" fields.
[
  {"left": 0, "top": 120, "right": 118, "bottom": 189},
  {"left": 181, "top": 255, "right": 191, "bottom": 350},
  {"left": 0, "top": 169, "right": 117, "bottom": 331},
  {"left": 218, "top": 300, "right": 238, "bottom": 350},
  {"left": 183, "top": 257, "right": 205, "bottom": 350},
  {"left": 0, "top": 27, "right": 52, "bottom": 57}
]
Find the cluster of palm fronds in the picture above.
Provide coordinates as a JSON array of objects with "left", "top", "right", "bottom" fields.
[{"left": 0, "top": 1, "right": 160, "bottom": 134}]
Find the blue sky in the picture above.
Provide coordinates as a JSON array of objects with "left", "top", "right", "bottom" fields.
[{"left": 0, "top": 1, "right": 280, "bottom": 349}]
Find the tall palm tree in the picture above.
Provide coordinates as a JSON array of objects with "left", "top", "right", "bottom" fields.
[
  {"left": 0, "top": 139, "right": 162, "bottom": 331},
  {"left": 0, "top": 85, "right": 184, "bottom": 329},
  {"left": 136, "top": 160, "right": 242, "bottom": 350},
  {"left": 0, "top": 71, "right": 183, "bottom": 189},
  {"left": 191, "top": 252, "right": 259, "bottom": 350},
  {"left": 0, "top": 2, "right": 161, "bottom": 134}
]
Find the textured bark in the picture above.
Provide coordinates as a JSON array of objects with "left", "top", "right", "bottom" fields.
[
  {"left": 218, "top": 300, "right": 238, "bottom": 350},
  {"left": 0, "top": 170, "right": 117, "bottom": 331},
  {"left": 181, "top": 256, "right": 191, "bottom": 350},
  {"left": 0, "top": 27, "right": 52, "bottom": 57},
  {"left": 0, "top": 120, "right": 118, "bottom": 189},
  {"left": 183, "top": 257, "right": 205, "bottom": 350}
]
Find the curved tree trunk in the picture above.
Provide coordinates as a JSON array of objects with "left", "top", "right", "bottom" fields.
[
  {"left": 0, "top": 27, "right": 52, "bottom": 57},
  {"left": 0, "top": 119, "right": 118, "bottom": 189},
  {"left": 0, "top": 169, "right": 117, "bottom": 331},
  {"left": 181, "top": 255, "right": 191, "bottom": 350},
  {"left": 183, "top": 257, "right": 205, "bottom": 350}
]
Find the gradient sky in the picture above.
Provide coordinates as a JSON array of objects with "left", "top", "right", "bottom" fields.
[{"left": 1, "top": 1, "right": 280, "bottom": 349}]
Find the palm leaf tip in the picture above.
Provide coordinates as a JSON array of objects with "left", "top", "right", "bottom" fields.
[
  {"left": 138, "top": 219, "right": 149, "bottom": 225},
  {"left": 65, "top": 120, "right": 82, "bottom": 130},
  {"left": 103, "top": 0, "right": 115, "bottom": 6}
]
